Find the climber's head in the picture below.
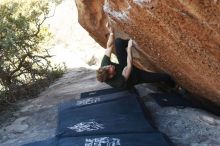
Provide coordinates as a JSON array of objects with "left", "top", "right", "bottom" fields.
[{"left": 96, "top": 65, "right": 116, "bottom": 82}]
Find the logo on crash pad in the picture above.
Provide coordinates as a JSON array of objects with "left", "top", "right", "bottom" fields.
[
  {"left": 85, "top": 137, "right": 121, "bottom": 146},
  {"left": 68, "top": 120, "right": 104, "bottom": 132},
  {"left": 76, "top": 97, "right": 101, "bottom": 106}
]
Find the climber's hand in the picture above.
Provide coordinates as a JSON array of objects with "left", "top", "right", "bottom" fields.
[
  {"left": 128, "top": 39, "right": 133, "bottom": 48},
  {"left": 106, "top": 22, "right": 113, "bottom": 33}
]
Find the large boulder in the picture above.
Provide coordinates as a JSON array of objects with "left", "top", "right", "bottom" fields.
[{"left": 75, "top": 0, "right": 220, "bottom": 106}]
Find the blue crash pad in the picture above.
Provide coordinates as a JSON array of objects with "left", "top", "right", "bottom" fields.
[
  {"left": 148, "top": 92, "right": 200, "bottom": 108},
  {"left": 81, "top": 88, "right": 125, "bottom": 98},
  {"left": 57, "top": 95, "right": 155, "bottom": 137},
  {"left": 59, "top": 90, "right": 134, "bottom": 111},
  {"left": 23, "top": 133, "right": 173, "bottom": 146},
  {"left": 22, "top": 88, "right": 174, "bottom": 146},
  {"left": 22, "top": 138, "right": 58, "bottom": 146},
  {"left": 59, "top": 133, "right": 174, "bottom": 146}
]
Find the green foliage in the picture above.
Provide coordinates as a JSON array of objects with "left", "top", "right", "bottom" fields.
[{"left": 0, "top": 0, "right": 65, "bottom": 104}]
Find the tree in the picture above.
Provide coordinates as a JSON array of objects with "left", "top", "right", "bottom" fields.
[{"left": 0, "top": 0, "right": 65, "bottom": 103}]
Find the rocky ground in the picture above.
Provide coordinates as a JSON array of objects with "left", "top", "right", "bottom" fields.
[
  {"left": 0, "top": 68, "right": 108, "bottom": 146},
  {"left": 137, "top": 84, "right": 220, "bottom": 146},
  {"left": 0, "top": 68, "right": 220, "bottom": 146}
]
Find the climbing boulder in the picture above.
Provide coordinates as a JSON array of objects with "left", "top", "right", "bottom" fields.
[{"left": 75, "top": 0, "right": 220, "bottom": 106}]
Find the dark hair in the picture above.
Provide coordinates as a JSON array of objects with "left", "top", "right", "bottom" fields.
[{"left": 96, "top": 67, "right": 109, "bottom": 82}]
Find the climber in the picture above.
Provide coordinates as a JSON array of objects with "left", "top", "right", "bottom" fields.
[{"left": 96, "top": 22, "right": 175, "bottom": 89}]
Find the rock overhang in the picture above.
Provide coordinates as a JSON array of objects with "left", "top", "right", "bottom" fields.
[{"left": 75, "top": 0, "right": 220, "bottom": 106}]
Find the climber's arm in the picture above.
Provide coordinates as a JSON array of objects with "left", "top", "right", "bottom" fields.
[
  {"left": 122, "top": 39, "right": 133, "bottom": 80},
  {"left": 105, "top": 22, "right": 114, "bottom": 57},
  {"left": 105, "top": 33, "right": 114, "bottom": 57}
]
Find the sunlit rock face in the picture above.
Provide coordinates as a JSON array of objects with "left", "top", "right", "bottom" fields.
[
  {"left": 75, "top": 0, "right": 107, "bottom": 47},
  {"left": 75, "top": 0, "right": 220, "bottom": 105}
]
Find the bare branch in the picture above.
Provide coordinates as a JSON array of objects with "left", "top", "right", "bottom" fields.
[{"left": 10, "top": 54, "right": 28, "bottom": 77}]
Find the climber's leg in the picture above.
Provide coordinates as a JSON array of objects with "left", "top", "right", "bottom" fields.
[
  {"left": 134, "top": 68, "right": 175, "bottom": 86},
  {"left": 115, "top": 38, "right": 129, "bottom": 68}
]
